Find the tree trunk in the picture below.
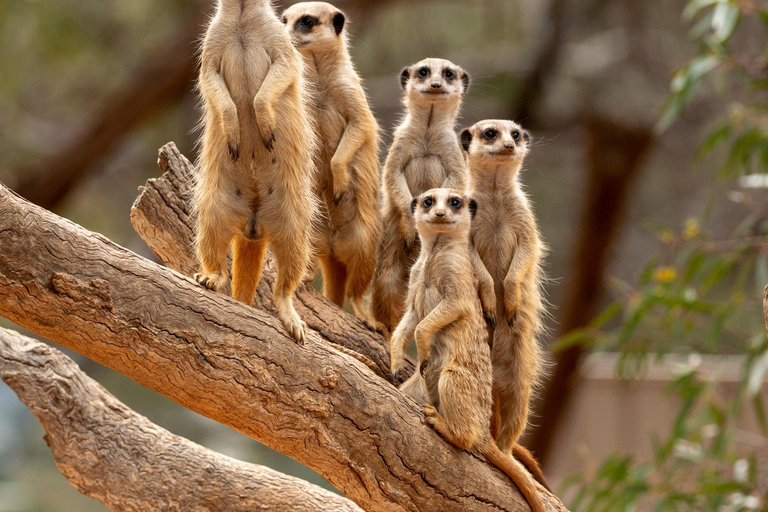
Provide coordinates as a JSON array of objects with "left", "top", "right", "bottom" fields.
[
  {"left": 0, "top": 180, "right": 568, "bottom": 511},
  {"left": 0, "top": 327, "right": 363, "bottom": 512}
]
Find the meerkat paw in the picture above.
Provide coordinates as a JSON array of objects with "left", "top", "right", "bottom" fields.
[
  {"left": 480, "top": 291, "right": 497, "bottom": 328},
  {"left": 419, "top": 358, "right": 430, "bottom": 377},
  {"left": 503, "top": 280, "right": 521, "bottom": 326},
  {"left": 253, "top": 101, "right": 277, "bottom": 152},
  {"left": 390, "top": 346, "right": 406, "bottom": 383},
  {"left": 194, "top": 272, "right": 228, "bottom": 293},
  {"left": 400, "top": 218, "right": 418, "bottom": 248},
  {"left": 422, "top": 403, "right": 440, "bottom": 425},
  {"left": 331, "top": 162, "right": 350, "bottom": 205},
  {"left": 279, "top": 311, "right": 307, "bottom": 345},
  {"left": 227, "top": 140, "right": 240, "bottom": 162},
  {"left": 364, "top": 318, "right": 389, "bottom": 338}
]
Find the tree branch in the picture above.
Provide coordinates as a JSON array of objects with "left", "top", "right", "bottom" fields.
[
  {"left": 0, "top": 327, "right": 362, "bottom": 512},
  {"left": 0, "top": 183, "right": 567, "bottom": 511}
]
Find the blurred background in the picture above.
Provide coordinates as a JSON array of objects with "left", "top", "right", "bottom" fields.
[{"left": 1, "top": 0, "right": 768, "bottom": 510}]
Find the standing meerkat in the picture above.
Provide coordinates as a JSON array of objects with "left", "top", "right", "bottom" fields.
[
  {"left": 371, "top": 58, "right": 470, "bottom": 333},
  {"left": 282, "top": 2, "right": 384, "bottom": 334},
  {"left": 461, "top": 120, "right": 548, "bottom": 457},
  {"left": 194, "top": 0, "right": 319, "bottom": 343},
  {"left": 390, "top": 188, "right": 546, "bottom": 512}
]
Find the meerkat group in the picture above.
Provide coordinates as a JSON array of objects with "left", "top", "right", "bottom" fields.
[{"left": 192, "top": 0, "right": 549, "bottom": 506}]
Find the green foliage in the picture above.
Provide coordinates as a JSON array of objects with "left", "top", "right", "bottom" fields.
[{"left": 564, "top": 1, "right": 768, "bottom": 509}]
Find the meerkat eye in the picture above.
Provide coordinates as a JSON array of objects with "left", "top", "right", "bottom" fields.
[
  {"left": 423, "top": 197, "right": 433, "bottom": 208},
  {"left": 418, "top": 68, "right": 429, "bottom": 78},
  {"left": 512, "top": 130, "right": 521, "bottom": 141},
  {"left": 301, "top": 16, "right": 314, "bottom": 26},
  {"left": 450, "top": 198, "right": 462, "bottom": 209},
  {"left": 444, "top": 69, "right": 455, "bottom": 79},
  {"left": 483, "top": 129, "right": 498, "bottom": 140}
]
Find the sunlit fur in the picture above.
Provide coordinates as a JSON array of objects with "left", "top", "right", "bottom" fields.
[
  {"left": 390, "top": 188, "right": 545, "bottom": 512},
  {"left": 371, "top": 58, "right": 470, "bottom": 333},
  {"left": 462, "top": 119, "right": 548, "bottom": 454},
  {"left": 283, "top": 2, "right": 384, "bottom": 334},
  {"left": 194, "top": 0, "right": 319, "bottom": 343}
]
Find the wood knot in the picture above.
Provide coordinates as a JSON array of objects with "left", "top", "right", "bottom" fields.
[
  {"left": 319, "top": 368, "right": 340, "bottom": 390},
  {"left": 51, "top": 273, "right": 114, "bottom": 312}
]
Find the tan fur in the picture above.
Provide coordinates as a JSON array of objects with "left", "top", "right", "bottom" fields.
[
  {"left": 194, "top": 0, "right": 319, "bottom": 343},
  {"left": 371, "top": 58, "right": 470, "bottom": 333},
  {"left": 461, "top": 120, "right": 548, "bottom": 454},
  {"left": 282, "top": 2, "right": 384, "bottom": 334},
  {"left": 390, "top": 189, "right": 545, "bottom": 512}
]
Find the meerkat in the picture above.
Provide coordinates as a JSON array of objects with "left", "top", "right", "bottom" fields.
[
  {"left": 370, "top": 58, "right": 470, "bottom": 333},
  {"left": 389, "top": 188, "right": 545, "bottom": 512},
  {"left": 461, "top": 119, "right": 548, "bottom": 459},
  {"left": 194, "top": 0, "right": 319, "bottom": 343},
  {"left": 281, "top": 2, "right": 384, "bottom": 334}
]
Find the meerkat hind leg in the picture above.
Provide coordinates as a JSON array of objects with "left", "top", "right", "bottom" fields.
[
  {"left": 319, "top": 254, "right": 347, "bottom": 307},
  {"left": 346, "top": 252, "right": 387, "bottom": 335},
  {"left": 195, "top": 194, "right": 241, "bottom": 292}
]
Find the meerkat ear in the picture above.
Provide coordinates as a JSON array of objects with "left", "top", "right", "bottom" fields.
[
  {"left": 468, "top": 198, "right": 478, "bottom": 220},
  {"left": 333, "top": 12, "right": 345, "bottom": 35},
  {"left": 523, "top": 130, "right": 531, "bottom": 143},
  {"left": 460, "top": 128, "right": 473, "bottom": 153},
  {"left": 461, "top": 71, "right": 471, "bottom": 93},
  {"left": 411, "top": 197, "right": 419, "bottom": 215},
  {"left": 400, "top": 67, "right": 411, "bottom": 90},
  {"left": 281, "top": 15, "right": 287, "bottom": 25}
]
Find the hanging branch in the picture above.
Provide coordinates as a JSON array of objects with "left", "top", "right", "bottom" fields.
[{"left": 0, "top": 327, "right": 363, "bottom": 512}]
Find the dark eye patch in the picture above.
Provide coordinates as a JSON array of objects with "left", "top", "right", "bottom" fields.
[
  {"left": 443, "top": 68, "right": 455, "bottom": 80},
  {"left": 295, "top": 15, "right": 319, "bottom": 33},
  {"left": 512, "top": 130, "right": 521, "bottom": 141},
  {"left": 422, "top": 196, "right": 434, "bottom": 208},
  {"left": 417, "top": 67, "right": 430, "bottom": 78},
  {"left": 449, "top": 197, "right": 463, "bottom": 209},
  {"left": 483, "top": 129, "right": 498, "bottom": 141}
]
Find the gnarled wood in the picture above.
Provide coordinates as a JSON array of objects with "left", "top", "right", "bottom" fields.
[
  {"left": 0, "top": 183, "right": 567, "bottom": 512},
  {"left": 0, "top": 327, "right": 362, "bottom": 512},
  {"left": 130, "top": 142, "right": 409, "bottom": 382}
]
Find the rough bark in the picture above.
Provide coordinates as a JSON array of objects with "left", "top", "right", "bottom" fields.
[
  {"left": 130, "top": 142, "right": 409, "bottom": 382},
  {"left": 527, "top": 116, "right": 654, "bottom": 466},
  {"left": 0, "top": 327, "right": 363, "bottom": 512},
  {"left": 0, "top": 183, "right": 567, "bottom": 512}
]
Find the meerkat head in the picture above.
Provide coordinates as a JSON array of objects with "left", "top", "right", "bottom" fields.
[
  {"left": 410, "top": 188, "right": 477, "bottom": 241},
  {"left": 399, "top": 58, "right": 470, "bottom": 108},
  {"left": 461, "top": 119, "right": 531, "bottom": 172},
  {"left": 282, "top": 2, "right": 347, "bottom": 53}
]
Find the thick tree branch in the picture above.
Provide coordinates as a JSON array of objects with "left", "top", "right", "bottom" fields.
[
  {"left": 0, "top": 327, "right": 362, "bottom": 512},
  {"left": 130, "top": 142, "right": 409, "bottom": 381},
  {"left": 0, "top": 184, "right": 567, "bottom": 511}
]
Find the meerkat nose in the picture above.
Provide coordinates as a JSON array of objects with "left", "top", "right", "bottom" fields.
[
  {"left": 435, "top": 209, "right": 446, "bottom": 217},
  {"left": 431, "top": 82, "right": 443, "bottom": 89},
  {"left": 504, "top": 142, "right": 516, "bottom": 150}
]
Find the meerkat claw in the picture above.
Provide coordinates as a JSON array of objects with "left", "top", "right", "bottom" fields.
[
  {"left": 391, "top": 369, "right": 399, "bottom": 383},
  {"left": 263, "top": 132, "right": 276, "bottom": 152},
  {"left": 228, "top": 142, "right": 240, "bottom": 162},
  {"left": 484, "top": 312, "right": 497, "bottom": 328},
  {"left": 508, "top": 310, "right": 517, "bottom": 327},
  {"left": 419, "top": 359, "right": 429, "bottom": 377}
]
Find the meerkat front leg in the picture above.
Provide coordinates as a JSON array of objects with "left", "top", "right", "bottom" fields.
[
  {"left": 413, "top": 299, "right": 465, "bottom": 375},
  {"left": 440, "top": 149, "right": 469, "bottom": 191},
  {"left": 469, "top": 242, "right": 497, "bottom": 327},
  {"left": 199, "top": 57, "right": 240, "bottom": 161},
  {"left": 330, "top": 118, "right": 367, "bottom": 204},
  {"left": 384, "top": 147, "right": 417, "bottom": 246},
  {"left": 504, "top": 231, "right": 534, "bottom": 326},
  {"left": 253, "top": 49, "right": 296, "bottom": 151},
  {"left": 390, "top": 305, "right": 418, "bottom": 382}
]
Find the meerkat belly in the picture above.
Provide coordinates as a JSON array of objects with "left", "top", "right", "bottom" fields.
[
  {"left": 220, "top": 41, "right": 270, "bottom": 147},
  {"left": 404, "top": 156, "right": 448, "bottom": 196},
  {"left": 473, "top": 211, "right": 516, "bottom": 285}
]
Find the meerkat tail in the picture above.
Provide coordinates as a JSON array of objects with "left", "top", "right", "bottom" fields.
[
  {"left": 479, "top": 441, "right": 547, "bottom": 512},
  {"left": 231, "top": 238, "right": 267, "bottom": 304},
  {"left": 512, "top": 444, "right": 552, "bottom": 493}
]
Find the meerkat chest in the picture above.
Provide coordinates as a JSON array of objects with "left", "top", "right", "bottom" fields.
[
  {"left": 314, "top": 94, "right": 347, "bottom": 149},
  {"left": 472, "top": 194, "right": 519, "bottom": 277}
]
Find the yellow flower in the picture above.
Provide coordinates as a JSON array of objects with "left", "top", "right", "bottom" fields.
[
  {"left": 654, "top": 267, "right": 677, "bottom": 283},
  {"left": 659, "top": 229, "right": 675, "bottom": 244},
  {"left": 684, "top": 218, "right": 700, "bottom": 240}
]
